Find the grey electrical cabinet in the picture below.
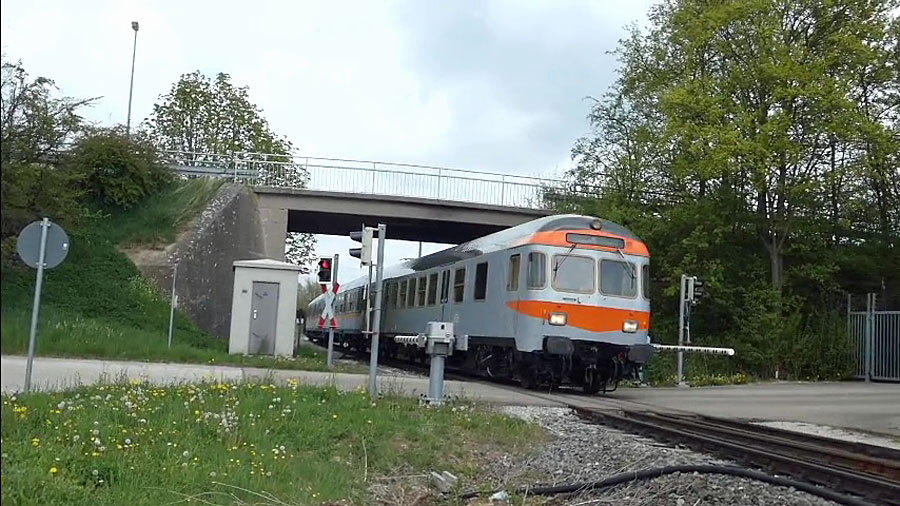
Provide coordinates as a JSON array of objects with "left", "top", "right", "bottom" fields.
[{"left": 229, "top": 259, "right": 302, "bottom": 357}]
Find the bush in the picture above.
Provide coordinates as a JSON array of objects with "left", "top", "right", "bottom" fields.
[{"left": 68, "top": 128, "right": 171, "bottom": 209}]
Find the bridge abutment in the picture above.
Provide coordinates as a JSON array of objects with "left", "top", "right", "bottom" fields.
[{"left": 259, "top": 206, "right": 288, "bottom": 261}]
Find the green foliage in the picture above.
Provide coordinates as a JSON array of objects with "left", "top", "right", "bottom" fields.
[
  {"left": 0, "top": 58, "right": 93, "bottom": 242},
  {"left": 562, "top": 0, "right": 899, "bottom": 380},
  {"left": 1, "top": 382, "right": 542, "bottom": 505},
  {"left": 68, "top": 128, "right": 172, "bottom": 210}
]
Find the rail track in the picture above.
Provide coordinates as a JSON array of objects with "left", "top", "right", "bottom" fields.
[{"left": 573, "top": 407, "right": 900, "bottom": 506}]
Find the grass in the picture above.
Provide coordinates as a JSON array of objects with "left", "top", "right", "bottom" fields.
[
  {"left": 0, "top": 381, "right": 543, "bottom": 505},
  {"left": 0, "top": 178, "right": 348, "bottom": 372},
  {"left": 104, "top": 178, "right": 225, "bottom": 248}
]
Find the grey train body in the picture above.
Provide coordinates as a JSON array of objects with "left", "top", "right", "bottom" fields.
[{"left": 306, "top": 214, "right": 654, "bottom": 393}]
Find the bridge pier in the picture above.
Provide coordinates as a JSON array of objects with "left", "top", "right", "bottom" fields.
[{"left": 259, "top": 206, "right": 287, "bottom": 261}]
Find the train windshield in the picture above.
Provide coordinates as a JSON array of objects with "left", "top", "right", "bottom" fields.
[
  {"left": 551, "top": 254, "right": 595, "bottom": 293},
  {"left": 600, "top": 259, "right": 637, "bottom": 297}
]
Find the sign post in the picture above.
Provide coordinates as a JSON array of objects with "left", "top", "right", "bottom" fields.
[
  {"left": 677, "top": 275, "right": 704, "bottom": 387},
  {"left": 167, "top": 264, "right": 178, "bottom": 349},
  {"left": 16, "top": 218, "right": 70, "bottom": 392}
]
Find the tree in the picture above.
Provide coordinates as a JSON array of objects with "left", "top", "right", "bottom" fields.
[
  {"left": 284, "top": 232, "right": 316, "bottom": 274},
  {"left": 563, "top": 0, "right": 899, "bottom": 380},
  {"left": 144, "top": 71, "right": 315, "bottom": 267},
  {"left": 0, "top": 58, "right": 93, "bottom": 248}
]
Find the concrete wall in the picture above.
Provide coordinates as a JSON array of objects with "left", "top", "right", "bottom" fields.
[{"left": 129, "top": 185, "right": 269, "bottom": 339}]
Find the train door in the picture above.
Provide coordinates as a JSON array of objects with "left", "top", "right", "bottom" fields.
[
  {"left": 505, "top": 253, "right": 522, "bottom": 337},
  {"left": 439, "top": 268, "right": 451, "bottom": 320}
]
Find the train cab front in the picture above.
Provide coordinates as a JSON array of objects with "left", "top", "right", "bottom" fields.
[{"left": 515, "top": 217, "right": 653, "bottom": 393}]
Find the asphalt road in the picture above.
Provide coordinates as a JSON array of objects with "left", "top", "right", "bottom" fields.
[{"left": 3, "top": 355, "right": 898, "bottom": 437}]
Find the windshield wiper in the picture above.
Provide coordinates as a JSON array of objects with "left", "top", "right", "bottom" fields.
[
  {"left": 552, "top": 243, "right": 577, "bottom": 280},
  {"left": 616, "top": 248, "right": 636, "bottom": 279}
]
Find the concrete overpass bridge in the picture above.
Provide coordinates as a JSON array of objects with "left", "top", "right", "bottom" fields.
[{"left": 163, "top": 151, "right": 561, "bottom": 257}]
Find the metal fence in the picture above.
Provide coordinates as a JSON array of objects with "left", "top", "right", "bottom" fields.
[
  {"left": 161, "top": 150, "right": 566, "bottom": 209},
  {"left": 848, "top": 293, "right": 900, "bottom": 382}
]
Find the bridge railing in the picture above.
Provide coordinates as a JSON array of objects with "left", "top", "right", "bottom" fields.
[{"left": 161, "top": 150, "right": 566, "bottom": 209}]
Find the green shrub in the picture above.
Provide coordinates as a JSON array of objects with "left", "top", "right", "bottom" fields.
[{"left": 67, "top": 128, "right": 171, "bottom": 210}]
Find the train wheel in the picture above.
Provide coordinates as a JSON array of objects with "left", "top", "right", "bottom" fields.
[
  {"left": 583, "top": 371, "right": 602, "bottom": 394},
  {"left": 518, "top": 366, "right": 536, "bottom": 390}
]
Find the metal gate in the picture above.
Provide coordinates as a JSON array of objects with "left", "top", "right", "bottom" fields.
[{"left": 848, "top": 293, "right": 900, "bottom": 382}]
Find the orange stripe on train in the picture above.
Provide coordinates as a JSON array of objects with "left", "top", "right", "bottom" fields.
[
  {"left": 508, "top": 300, "right": 650, "bottom": 333},
  {"left": 517, "top": 229, "right": 649, "bottom": 257}
]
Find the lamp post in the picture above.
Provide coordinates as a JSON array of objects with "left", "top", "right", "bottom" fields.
[{"left": 126, "top": 21, "right": 139, "bottom": 135}]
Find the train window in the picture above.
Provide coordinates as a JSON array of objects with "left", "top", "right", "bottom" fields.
[
  {"left": 642, "top": 264, "right": 650, "bottom": 299},
  {"left": 427, "top": 273, "right": 438, "bottom": 306},
  {"left": 391, "top": 282, "right": 399, "bottom": 308},
  {"left": 552, "top": 255, "right": 595, "bottom": 293},
  {"left": 453, "top": 268, "right": 466, "bottom": 302},
  {"left": 406, "top": 278, "right": 415, "bottom": 307},
  {"left": 399, "top": 280, "right": 408, "bottom": 308},
  {"left": 416, "top": 276, "right": 427, "bottom": 307},
  {"left": 600, "top": 259, "right": 637, "bottom": 297},
  {"left": 474, "top": 262, "right": 488, "bottom": 300},
  {"left": 527, "top": 252, "right": 547, "bottom": 289},
  {"left": 507, "top": 254, "right": 521, "bottom": 291}
]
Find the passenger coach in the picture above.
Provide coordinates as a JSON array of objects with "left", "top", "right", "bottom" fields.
[{"left": 306, "top": 214, "right": 654, "bottom": 393}]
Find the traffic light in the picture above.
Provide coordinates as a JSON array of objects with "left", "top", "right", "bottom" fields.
[
  {"left": 691, "top": 277, "right": 705, "bottom": 304},
  {"left": 317, "top": 256, "right": 334, "bottom": 284},
  {"left": 349, "top": 226, "right": 375, "bottom": 265}
]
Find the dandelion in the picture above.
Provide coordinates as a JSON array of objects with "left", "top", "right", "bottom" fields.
[
  {"left": 182, "top": 450, "right": 190, "bottom": 459},
  {"left": 332, "top": 414, "right": 338, "bottom": 419},
  {"left": 49, "top": 467, "right": 58, "bottom": 475},
  {"left": 209, "top": 471, "right": 217, "bottom": 478},
  {"left": 31, "top": 438, "right": 40, "bottom": 447},
  {"left": 124, "top": 438, "right": 132, "bottom": 445}
]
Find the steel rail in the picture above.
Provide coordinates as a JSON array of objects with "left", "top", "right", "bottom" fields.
[{"left": 574, "top": 407, "right": 900, "bottom": 505}]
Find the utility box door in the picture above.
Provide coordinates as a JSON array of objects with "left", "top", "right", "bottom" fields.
[{"left": 249, "top": 281, "right": 280, "bottom": 354}]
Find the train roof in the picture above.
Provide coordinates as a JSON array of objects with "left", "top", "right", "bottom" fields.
[{"left": 316, "top": 214, "right": 641, "bottom": 295}]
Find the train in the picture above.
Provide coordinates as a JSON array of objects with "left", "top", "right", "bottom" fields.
[{"left": 305, "top": 214, "right": 655, "bottom": 393}]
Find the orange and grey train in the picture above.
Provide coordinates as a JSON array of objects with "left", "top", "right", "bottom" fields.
[{"left": 305, "top": 214, "right": 655, "bottom": 393}]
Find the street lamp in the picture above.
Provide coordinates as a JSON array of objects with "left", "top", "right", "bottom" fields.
[{"left": 126, "top": 20, "right": 139, "bottom": 135}]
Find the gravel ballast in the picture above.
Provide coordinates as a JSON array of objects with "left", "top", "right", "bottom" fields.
[{"left": 489, "top": 406, "right": 842, "bottom": 506}]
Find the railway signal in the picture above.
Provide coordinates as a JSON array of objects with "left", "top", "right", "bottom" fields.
[
  {"left": 317, "top": 256, "right": 334, "bottom": 284},
  {"left": 349, "top": 226, "right": 375, "bottom": 266},
  {"left": 691, "top": 277, "right": 705, "bottom": 304}
]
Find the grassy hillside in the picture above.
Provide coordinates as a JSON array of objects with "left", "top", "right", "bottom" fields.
[{"left": 0, "top": 179, "right": 332, "bottom": 370}]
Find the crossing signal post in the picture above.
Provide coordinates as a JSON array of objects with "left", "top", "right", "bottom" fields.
[
  {"left": 349, "top": 224, "right": 387, "bottom": 399},
  {"left": 317, "top": 255, "right": 339, "bottom": 368},
  {"left": 677, "top": 275, "right": 705, "bottom": 386}
]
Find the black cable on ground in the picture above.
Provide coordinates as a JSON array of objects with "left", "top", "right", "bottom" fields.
[{"left": 458, "top": 464, "right": 876, "bottom": 506}]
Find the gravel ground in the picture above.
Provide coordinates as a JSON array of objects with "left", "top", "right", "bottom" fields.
[{"left": 480, "top": 406, "right": 842, "bottom": 506}]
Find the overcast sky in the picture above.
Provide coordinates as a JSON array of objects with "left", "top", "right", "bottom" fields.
[{"left": 1, "top": 0, "right": 653, "bottom": 282}]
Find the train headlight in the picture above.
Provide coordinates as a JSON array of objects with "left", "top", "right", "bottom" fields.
[
  {"left": 549, "top": 312, "right": 567, "bottom": 326},
  {"left": 623, "top": 320, "right": 639, "bottom": 333}
]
